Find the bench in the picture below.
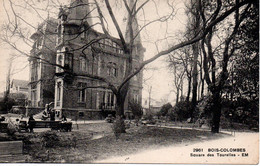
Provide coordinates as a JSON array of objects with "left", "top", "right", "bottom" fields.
[{"left": 19, "top": 120, "right": 72, "bottom": 132}]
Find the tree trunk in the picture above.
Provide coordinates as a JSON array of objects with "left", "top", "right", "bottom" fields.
[
  {"left": 191, "top": 42, "right": 199, "bottom": 121},
  {"left": 211, "top": 90, "right": 221, "bottom": 133},
  {"left": 190, "top": 0, "right": 200, "bottom": 121},
  {"left": 176, "top": 88, "right": 179, "bottom": 104},
  {"left": 201, "top": 77, "right": 204, "bottom": 99},
  {"left": 186, "top": 77, "right": 191, "bottom": 102},
  {"left": 114, "top": 94, "right": 126, "bottom": 134}
]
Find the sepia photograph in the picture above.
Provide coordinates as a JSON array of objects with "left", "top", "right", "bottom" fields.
[{"left": 0, "top": 0, "right": 258, "bottom": 164}]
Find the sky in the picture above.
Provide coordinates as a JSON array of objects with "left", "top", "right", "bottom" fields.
[{"left": 0, "top": 0, "right": 188, "bottom": 105}]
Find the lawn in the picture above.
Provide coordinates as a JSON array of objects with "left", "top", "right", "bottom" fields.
[{"left": 1, "top": 122, "right": 227, "bottom": 163}]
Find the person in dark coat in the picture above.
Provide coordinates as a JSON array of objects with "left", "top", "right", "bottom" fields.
[
  {"left": 61, "top": 115, "right": 67, "bottom": 122},
  {"left": 28, "top": 115, "right": 35, "bottom": 133},
  {"left": 50, "top": 109, "right": 55, "bottom": 121}
]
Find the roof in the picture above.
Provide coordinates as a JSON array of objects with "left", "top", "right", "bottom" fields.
[
  {"left": 30, "top": 18, "right": 58, "bottom": 40},
  {"left": 11, "top": 79, "right": 29, "bottom": 88}
]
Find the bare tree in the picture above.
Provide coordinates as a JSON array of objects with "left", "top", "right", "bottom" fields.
[{"left": 168, "top": 55, "right": 185, "bottom": 104}]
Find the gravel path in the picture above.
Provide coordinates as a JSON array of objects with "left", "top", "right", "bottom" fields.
[{"left": 96, "top": 131, "right": 259, "bottom": 164}]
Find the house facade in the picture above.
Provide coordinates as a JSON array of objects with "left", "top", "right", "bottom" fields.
[
  {"left": 53, "top": 0, "right": 144, "bottom": 119},
  {"left": 28, "top": 0, "right": 144, "bottom": 119},
  {"left": 28, "top": 19, "right": 58, "bottom": 107}
]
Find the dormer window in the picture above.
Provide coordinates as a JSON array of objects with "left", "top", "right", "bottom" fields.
[{"left": 107, "top": 62, "right": 117, "bottom": 77}]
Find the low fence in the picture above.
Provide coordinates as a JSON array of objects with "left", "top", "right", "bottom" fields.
[{"left": 10, "top": 106, "right": 45, "bottom": 116}]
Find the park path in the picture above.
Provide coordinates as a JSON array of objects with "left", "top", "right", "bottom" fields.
[{"left": 96, "top": 131, "right": 259, "bottom": 164}]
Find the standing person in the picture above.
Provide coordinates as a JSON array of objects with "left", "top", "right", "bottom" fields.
[
  {"left": 28, "top": 115, "right": 35, "bottom": 133},
  {"left": 50, "top": 109, "right": 55, "bottom": 121}
]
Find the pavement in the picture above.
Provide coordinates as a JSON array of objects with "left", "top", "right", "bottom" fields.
[
  {"left": 96, "top": 131, "right": 259, "bottom": 164},
  {"left": 71, "top": 120, "right": 105, "bottom": 124}
]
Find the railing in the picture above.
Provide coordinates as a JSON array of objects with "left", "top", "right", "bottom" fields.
[{"left": 100, "top": 103, "right": 115, "bottom": 110}]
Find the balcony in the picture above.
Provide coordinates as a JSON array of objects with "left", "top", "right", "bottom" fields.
[{"left": 99, "top": 103, "right": 116, "bottom": 110}]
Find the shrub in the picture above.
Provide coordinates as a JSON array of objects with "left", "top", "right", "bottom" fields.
[
  {"left": 129, "top": 100, "right": 143, "bottom": 120},
  {"left": 40, "top": 131, "right": 60, "bottom": 148},
  {"left": 0, "top": 96, "right": 16, "bottom": 113},
  {"left": 169, "top": 101, "right": 193, "bottom": 121},
  {"left": 159, "top": 103, "right": 172, "bottom": 117},
  {"left": 142, "top": 114, "right": 154, "bottom": 121}
]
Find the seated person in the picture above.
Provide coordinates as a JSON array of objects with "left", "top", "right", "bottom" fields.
[
  {"left": 42, "top": 104, "right": 50, "bottom": 120},
  {"left": 61, "top": 115, "right": 67, "bottom": 122}
]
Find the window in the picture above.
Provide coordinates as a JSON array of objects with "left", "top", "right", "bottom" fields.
[
  {"left": 133, "top": 68, "right": 138, "bottom": 81},
  {"left": 107, "top": 92, "right": 114, "bottom": 107},
  {"left": 100, "top": 91, "right": 116, "bottom": 109},
  {"left": 64, "top": 50, "right": 73, "bottom": 71},
  {"left": 56, "top": 82, "right": 62, "bottom": 106},
  {"left": 78, "top": 83, "right": 87, "bottom": 103},
  {"left": 31, "top": 89, "right": 37, "bottom": 107},
  {"left": 108, "top": 67, "right": 117, "bottom": 77},
  {"left": 79, "top": 57, "right": 88, "bottom": 72},
  {"left": 57, "top": 55, "right": 63, "bottom": 72},
  {"left": 108, "top": 62, "right": 117, "bottom": 77},
  {"left": 31, "top": 61, "right": 38, "bottom": 81},
  {"left": 133, "top": 90, "right": 139, "bottom": 103},
  {"left": 81, "top": 27, "right": 85, "bottom": 39}
]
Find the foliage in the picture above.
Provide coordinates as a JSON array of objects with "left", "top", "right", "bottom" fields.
[
  {"left": 129, "top": 100, "right": 143, "bottom": 120},
  {"left": 0, "top": 95, "right": 16, "bottom": 113},
  {"left": 169, "top": 101, "right": 195, "bottom": 122},
  {"left": 159, "top": 103, "right": 172, "bottom": 117},
  {"left": 197, "top": 96, "right": 259, "bottom": 130},
  {"left": 38, "top": 131, "right": 78, "bottom": 148},
  {"left": 40, "top": 131, "right": 60, "bottom": 148},
  {"left": 9, "top": 93, "right": 28, "bottom": 106},
  {"left": 142, "top": 114, "right": 154, "bottom": 121},
  {"left": 222, "top": 98, "right": 259, "bottom": 129},
  {"left": 223, "top": 2, "right": 259, "bottom": 101}
]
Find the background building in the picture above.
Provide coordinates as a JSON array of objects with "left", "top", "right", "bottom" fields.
[{"left": 10, "top": 79, "right": 29, "bottom": 95}]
